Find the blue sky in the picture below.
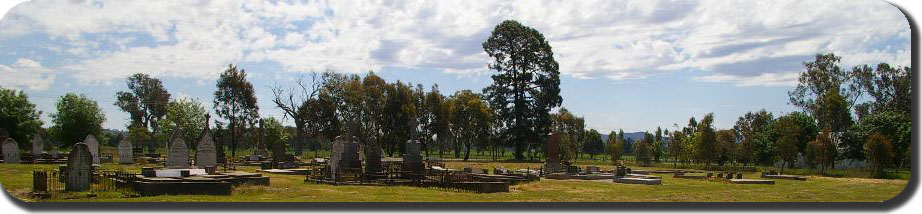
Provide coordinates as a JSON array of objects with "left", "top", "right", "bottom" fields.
[{"left": 0, "top": 0, "right": 911, "bottom": 133}]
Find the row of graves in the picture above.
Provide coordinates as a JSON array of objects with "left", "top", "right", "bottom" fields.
[
  {"left": 539, "top": 132, "right": 794, "bottom": 186},
  {"left": 541, "top": 133, "right": 659, "bottom": 185},
  {"left": 30, "top": 116, "right": 271, "bottom": 198},
  {"left": 304, "top": 137, "right": 539, "bottom": 193},
  {"left": 1, "top": 129, "right": 69, "bottom": 164},
  {"left": 672, "top": 170, "right": 776, "bottom": 184}
]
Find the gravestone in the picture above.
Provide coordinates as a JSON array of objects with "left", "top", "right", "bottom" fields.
[
  {"left": 544, "top": 133, "right": 561, "bottom": 172},
  {"left": 118, "top": 136, "right": 133, "bottom": 164},
  {"left": 402, "top": 140, "right": 423, "bottom": 173},
  {"left": 364, "top": 143, "right": 382, "bottom": 173},
  {"left": 167, "top": 129, "right": 190, "bottom": 168},
  {"left": 342, "top": 139, "right": 361, "bottom": 169},
  {"left": 32, "top": 134, "right": 43, "bottom": 156},
  {"left": 2, "top": 138, "right": 20, "bottom": 163},
  {"left": 270, "top": 140, "right": 287, "bottom": 164},
  {"left": 255, "top": 119, "right": 269, "bottom": 157},
  {"left": 83, "top": 134, "right": 100, "bottom": 164},
  {"left": 65, "top": 143, "right": 93, "bottom": 191},
  {"left": 195, "top": 123, "right": 216, "bottom": 168}
]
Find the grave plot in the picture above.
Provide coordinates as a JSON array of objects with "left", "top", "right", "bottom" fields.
[
  {"left": 761, "top": 170, "right": 807, "bottom": 181},
  {"left": 108, "top": 119, "right": 271, "bottom": 196},
  {"left": 612, "top": 166, "right": 662, "bottom": 185},
  {"left": 304, "top": 137, "right": 538, "bottom": 193}
]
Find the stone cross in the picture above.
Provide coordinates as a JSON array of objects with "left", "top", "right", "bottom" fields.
[
  {"left": 195, "top": 117, "right": 216, "bottom": 168},
  {"left": 2, "top": 138, "right": 20, "bottom": 164},
  {"left": 117, "top": 135, "right": 133, "bottom": 164},
  {"left": 65, "top": 143, "right": 93, "bottom": 191},
  {"left": 32, "top": 134, "right": 43, "bottom": 157},
  {"left": 167, "top": 129, "right": 190, "bottom": 168},
  {"left": 83, "top": 134, "right": 100, "bottom": 164}
]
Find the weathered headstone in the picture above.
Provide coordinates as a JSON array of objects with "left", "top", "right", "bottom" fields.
[
  {"left": 544, "top": 133, "right": 561, "bottom": 172},
  {"left": 402, "top": 140, "right": 423, "bottom": 173},
  {"left": 255, "top": 119, "right": 269, "bottom": 157},
  {"left": 0, "top": 129, "right": 6, "bottom": 156},
  {"left": 195, "top": 123, "right": 216, "bottom": 168},
  {"left": 271, "top": 140, "right": 287, "bottom": 164},
  {"left": 32, "top": 134, "right": 43, "bottom": 156},
  {"left": 364, "top": 143, "right": 382, "bottom": 173},
  {"left": 118, "top": 136, "right": 133, "bottom": 164},
  {"left": 83, "top": 134, "right": 100, "bottom": 164},
  {"left": 65, "top": 143, "right": 93, "bottom": 191},
  {"left": 2, "top": 138, "right": 21, "bottom": 163},
  {"left": 167, "top": 129, "right": 189, "bottom": 168},
  {"left": 343, "top": 139, "right": 361, "bottom": 169}
]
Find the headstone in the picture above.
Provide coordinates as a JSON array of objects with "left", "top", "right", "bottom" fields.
[
  {"left": 256, "top": 119, "right": 269, "bottom": 157},
  {"left": 402, "top": 140, "right": 423, "bottom": 173},
  {"left": 270, "top": 140, "right": 287, "bottom": 164},
  {"left": 364, "top": 143, "right": 382, "bottom": 173},
  {"left": 342, "top": 139, "right": 361, "bottom": 169},
  {"left": 118, "top": 136, "right": 133, "bottom": 164},
  {"left": 544, "top": 133, "right": 561, "bottom": 172},
  {"left": 65, "top": 143, "right": 93, "bottom": 191},
  {"left": 166, "top": 129, "right": 189, "bottom": 168},
  {"left": 83, "top": 134, "right": 100, "bottom": 164},
  {"left": 32, "top": 134, "right": 43, "bottom": 156},
  {"left": 2, "top": 138, "right": 20, "bottom": 163},
  {"left": 195, "top": 120, "right": 216, "bottom": 168}
]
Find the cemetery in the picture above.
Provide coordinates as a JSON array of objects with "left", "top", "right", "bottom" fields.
[{"left": 0, "top": 125, "right": 911, "bottom": 202}]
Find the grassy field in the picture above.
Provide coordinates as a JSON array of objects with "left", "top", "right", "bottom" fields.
[{"left": 0, "top": 162, "right": 908, "bottom": 203}]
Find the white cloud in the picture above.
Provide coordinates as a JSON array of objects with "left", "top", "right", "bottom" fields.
[
  {"left": 0, "top": 58, "right": 55, "bottom": 91},
  {"left": 0, "top": 0, "right": 911, "bottom": 87}
]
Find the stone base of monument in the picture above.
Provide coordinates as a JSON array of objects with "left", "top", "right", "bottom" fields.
[
  {"left": 729, "top": 179, "right": 775, "bottom": 184},
  {"left": 613, "top": 177, "right": 662, "bottom": 185},
  {"left": 132, "top": 170, "right": 270, "bottom": 196},
  {"left": 470, "top": 173, "right": 540, "bottom": 184},
  {"left": 455, "top": 181, "right": 509, "bottom": 193},
  {"left": 259, "top": 168, "right": 311, "bottom": 175},
  {"left": 761, "top": 174, "right": 807, "bottom": 181},
  {"left": 545, "top": 173, "right": 570, "bottom": 180},
  {"left": 629, "top": 170, "right": 650, "bottom": 175},
  {"left": 648, "top": 170, "right": 676, "bottom": 174}
]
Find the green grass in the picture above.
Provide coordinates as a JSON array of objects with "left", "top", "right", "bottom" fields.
[{"left": 0, "top": 162, "right": 908, "bottom": 202}]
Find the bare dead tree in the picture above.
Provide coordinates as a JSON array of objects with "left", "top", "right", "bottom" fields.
[{"left": 271, "top": 73, "right": 321, "bottom": 155}]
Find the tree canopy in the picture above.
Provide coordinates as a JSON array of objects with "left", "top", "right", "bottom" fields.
[{"left": 483, "top": 20, "right": 563, "bottom": 160}]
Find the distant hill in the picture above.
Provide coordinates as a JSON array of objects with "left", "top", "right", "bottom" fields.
[{"left": 600, "top": 132, "right": 668, "bottom": 143}]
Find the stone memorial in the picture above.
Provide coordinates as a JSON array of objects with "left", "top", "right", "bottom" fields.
[
  {"left": 544, "top": 133, "right": 562, "bottom": 173},
  {"left": 32, "top": 134, "right": 43, "bottom": 156},
  {"left": 118, "top": 135, "right": 133, "bottom": 164},
  {"left": 329, "top": 136, "right": 361, "bottom": 178},
  {"left": 196, "top": 117, "right": 217, "bottom": 168},
  {"left": 364, "top": 143, "right": 382, "bottom": 174},
  {"left": 402, "top": 140, "right": 423, "bottom": 173},
  {"left": 196, "top": 130, "right": 216, "bottom": 168},
  {"left": 65, "top": 143, "right": 93, "bottom": 191},
  {"left": 2, "top": 138, "right": 21, "bottom": 163},
  {"left": 255, "top": 119, "right": 269, "bottom": 157},
  {"left": 167, "top": 129, "right": 190, "bottom": 168},
  {"left": 83, "top": 134, "right": 100, "bottom": 164}
]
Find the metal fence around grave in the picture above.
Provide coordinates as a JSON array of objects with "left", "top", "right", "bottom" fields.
[{"left": 32, "top": 170, "right": 138, "bottom": 198}]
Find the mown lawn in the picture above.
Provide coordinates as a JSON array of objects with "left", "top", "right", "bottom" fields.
[{"left": 0, "top": 162, "right": 908, "bottom": 202}]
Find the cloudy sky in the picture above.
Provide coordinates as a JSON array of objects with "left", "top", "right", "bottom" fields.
[{"left": 0, "top": 0, "right": 910, "bottom": 134}]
